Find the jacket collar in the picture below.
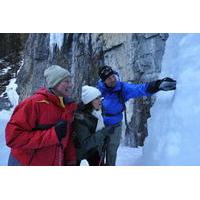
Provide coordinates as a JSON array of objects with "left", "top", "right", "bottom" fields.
[
  {"left": 34, "top": 87, "right": 74, "bottom": 108},
  {"left": 98, "top": 80, "right": 122, "bottom": 92}
]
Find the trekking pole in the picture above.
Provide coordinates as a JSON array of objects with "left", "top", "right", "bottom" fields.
[{"left": 99, "top": 136, "right": 109, "bottom": 166}]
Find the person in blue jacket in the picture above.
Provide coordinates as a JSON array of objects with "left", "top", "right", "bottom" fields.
[{"left": 97, "top": 65, "right": 176, "bottom": 166}]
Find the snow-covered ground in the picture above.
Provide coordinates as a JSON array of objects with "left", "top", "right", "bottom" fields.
[
  {"left": 81, "top": 146, "right": 143, "bottom": 166},
  {"left": 1, "top": 33, "right": 200, "bottom": 166},
  {"left": 0, "top": 110, "right": 11, "bottom": 165}
]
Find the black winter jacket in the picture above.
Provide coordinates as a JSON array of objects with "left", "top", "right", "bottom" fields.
[{"left": 73, "top": 110, "right": 107, "bottom": 162}]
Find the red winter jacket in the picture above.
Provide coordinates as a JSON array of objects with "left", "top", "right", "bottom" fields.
[{"left": 5, "top": 88, "right": 77, "bottom": 166}]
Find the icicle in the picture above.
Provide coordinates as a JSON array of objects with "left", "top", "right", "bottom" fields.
[{"left": 49, "top": 33, "right": 64, "bottom": 54}]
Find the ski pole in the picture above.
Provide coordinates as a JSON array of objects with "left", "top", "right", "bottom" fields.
[{"left": 99, "top": 136, "right": 109, "bottom": 166}]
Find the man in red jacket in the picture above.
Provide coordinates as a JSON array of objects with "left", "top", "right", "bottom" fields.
[{"left": 6, "top": 65, "right": 77, "bottom": 166}]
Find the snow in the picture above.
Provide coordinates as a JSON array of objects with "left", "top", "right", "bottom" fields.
[
  {"left": 0, "top": 77, "right": 19, "bottom": 165},
  {"left": 0, "top": 66, "right": 11, "bottom": 75},
  {"left": 0, "top": 110, "right": 11, "bottom": 165},
  {"left": 49, "top": 33, "right": 64, "bottom": 53},
  {"left": 5, "top": 78, "right": 19, "bottom": 106},
  {"left": 142, "top": 33, "right": 200, "bottom": 165},
  {"left": 1, "top": 33, "right": 200, "bottom": 166},
  {"left": 116, "top": 146, "right": 143, "bottom": 165},
  {"left": 80, "top": 146, "right": 143, "bottom": 166}
]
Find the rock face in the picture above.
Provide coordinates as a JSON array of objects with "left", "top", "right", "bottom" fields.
[
  {"left": 16, "top": 34, "right": 50, "bottom": 100},
  {"left": 0, "top": 34, "right": 28, "bottom": 110},
  {"left": 0, "top": 33, "right": 27, "bottom": 59},
  {"left": 1, "top": 33, "right": 168, "bottom": 147}
]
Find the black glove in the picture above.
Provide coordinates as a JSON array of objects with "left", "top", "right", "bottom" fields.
[
  {"left": 158, "top": 77, "right": 176, "bottom": 91},
  {"left": 54, "top": 120, "right": 68, "bottom": 142},
  {"left": 147, "top": 77, "right": 176, "bottom": 94}
]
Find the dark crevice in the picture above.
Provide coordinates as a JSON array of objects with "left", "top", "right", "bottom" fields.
[{"left": 103, "top": 43, "right": 123, "bottom": 54}]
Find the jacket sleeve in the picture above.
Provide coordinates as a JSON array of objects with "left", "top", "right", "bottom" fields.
[
  {"left": 74, "top": 120, "right": 105, "bottom": 153},
  {"left": 5, "top": 99, "right": 59, "bottom": 150},
  {"left": 123, "top": 82, "right": 152, "bottom": 101}
]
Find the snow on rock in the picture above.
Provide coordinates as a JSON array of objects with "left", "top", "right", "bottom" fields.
[
  {"left": 6, "top": 78, "right": 19, "bottom": 107},
  {"left": 0, "top": 78, "right": 19, "bottom": 165},
  {"left": 0, "top": 66, "right": 11, "bottom": 75}
]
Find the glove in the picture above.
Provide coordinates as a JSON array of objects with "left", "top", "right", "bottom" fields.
[
  {"left": 158, "top": 77, "right": 176, "bottom": 91},
  {"left": 147, "top": 77, "right": 176, "bottom": 94},
  {"left": 54, "top": 120, "right": 68, "bottom": 142}
]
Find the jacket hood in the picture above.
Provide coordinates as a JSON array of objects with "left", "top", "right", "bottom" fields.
[{"left": 34, "top": 87, "right": 55, "bottom": 99}]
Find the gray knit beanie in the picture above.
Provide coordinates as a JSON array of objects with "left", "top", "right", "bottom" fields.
[{"left": 44, "top": 65, "right": 71, "bottom": 88}]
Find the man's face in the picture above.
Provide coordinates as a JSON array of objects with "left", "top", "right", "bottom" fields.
[
  {"left": 54, "top": 77, "right": 73, "bottom": 97},
  {"left": 104, "top": 74, "right": 117, "bottom": 88}
]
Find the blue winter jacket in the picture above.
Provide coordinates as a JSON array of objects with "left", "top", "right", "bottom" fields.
[{"left": 97, "top": 81, "right": 151, "bottom": 125}]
